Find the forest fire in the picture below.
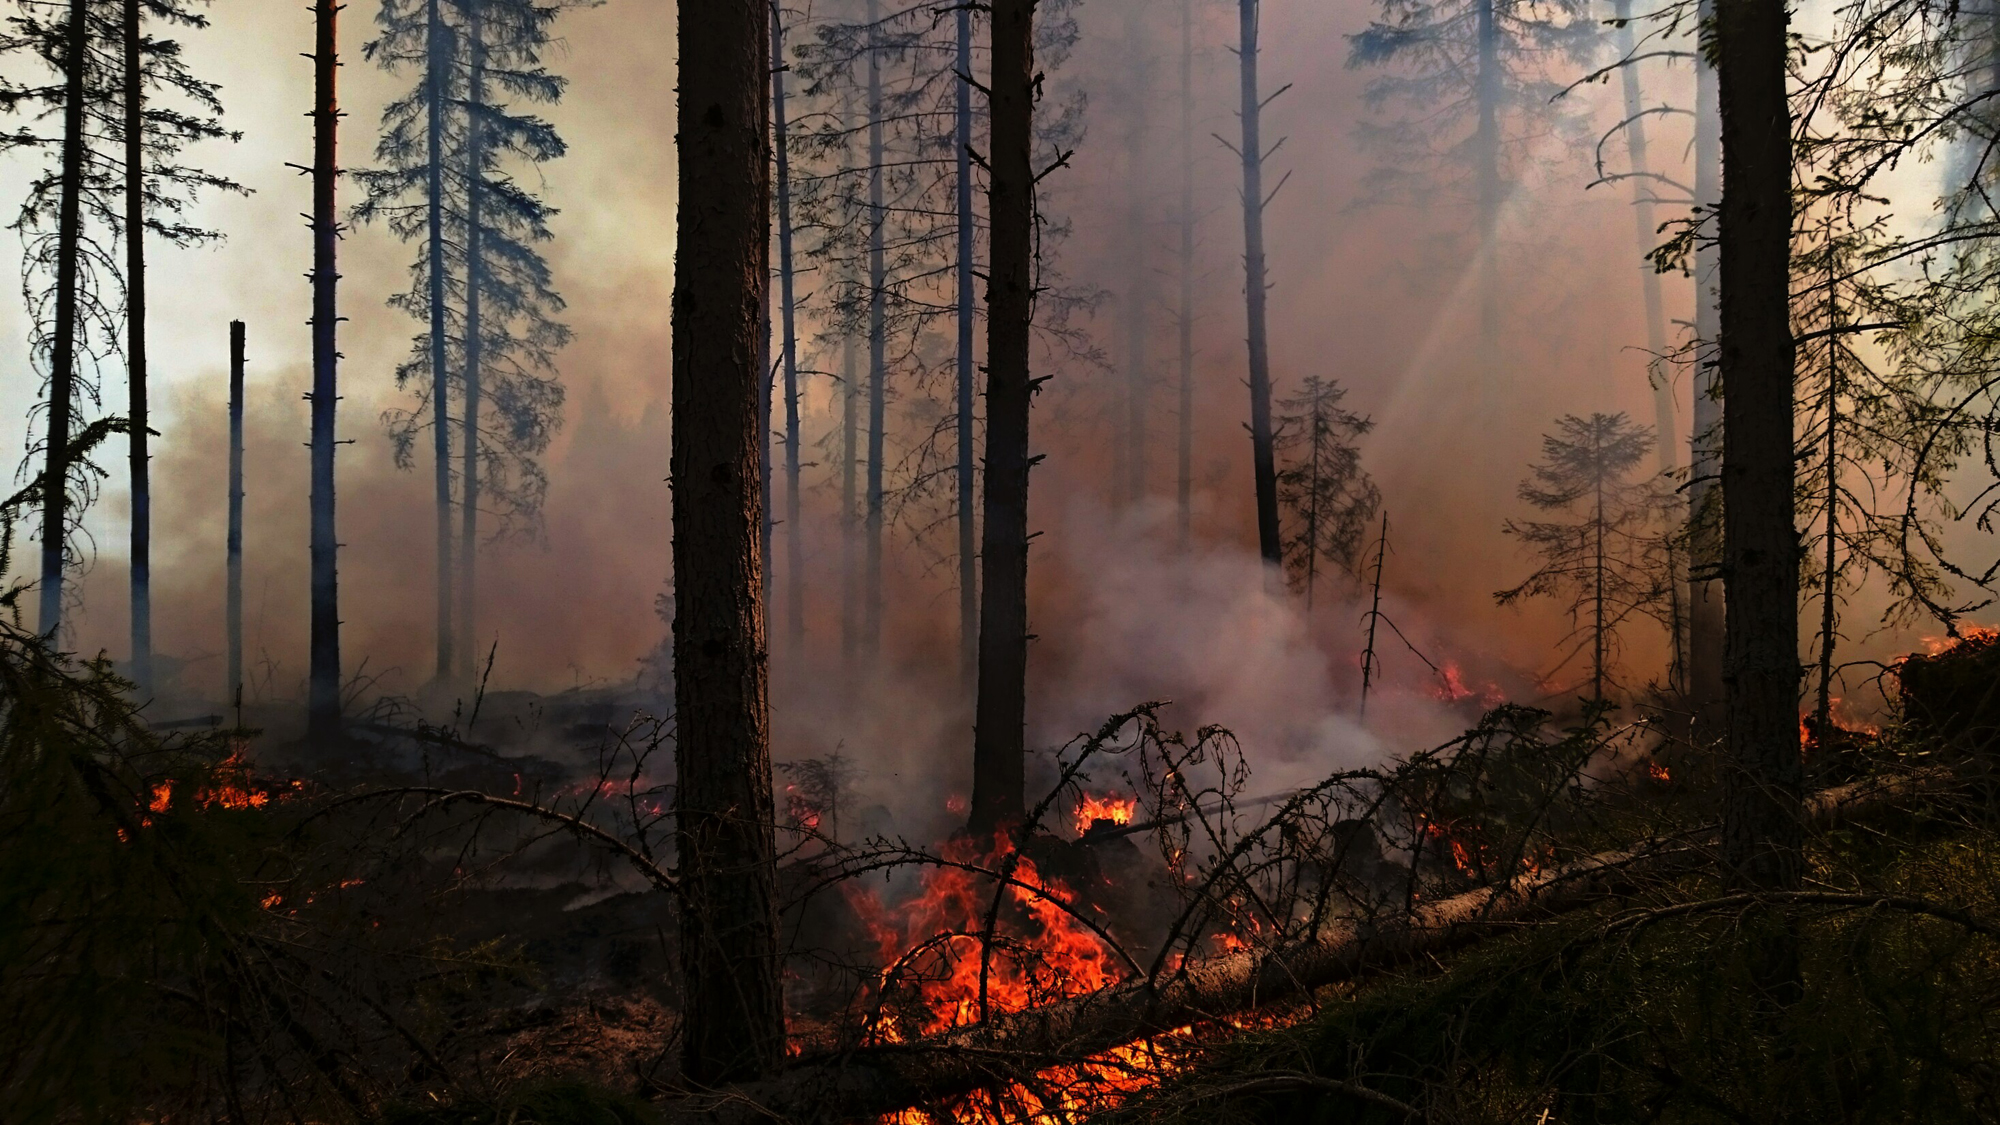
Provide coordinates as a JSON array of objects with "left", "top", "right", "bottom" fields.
[
  {"left": 1073, "top": 793, "right": 1137, "bottom": 836},
  {"left": 850, "top": 831, "right": 1123, "bottom": 1041}
]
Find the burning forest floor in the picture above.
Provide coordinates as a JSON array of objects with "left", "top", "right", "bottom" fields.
[{"left": 12, "top": 625, "right": 2000, "bottom": 1123}]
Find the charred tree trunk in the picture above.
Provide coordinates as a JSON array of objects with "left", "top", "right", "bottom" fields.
[
  {"left": 458, "top": 0, "right": 486, "bottom": 685},
  {"left": 36, "top": 0, "right": 91, "bottom": 640},
  {"left": 426, "top": 0, "right": 455, "bottom": 685},
  {"left": 227, "top": 322, "right": 245, "bottom": 712},
  {"left": 1716, "top": 0, "right": 1800, "bottom": 892},
  {"left": 1688, "top": 0, "right": 1726, "bottom": 729},
  {"left": 123, "top": 0, "right": 151, "bottom": 689},
  {"left": 307, "top": 0, "right": 343, "bottom": 737},
  {"left": 671, "top": 0, "right": 784, "bottom": 1083},
  {"left": 956, "top": 0, "right": 977, "bottom": 686},
  {"left": 1176, "top": 0, "right": 1196, "bottom": 551},
  {"left": 969, "top": 0, "right": 1036, "bottom": 836},
  {"left": 772, "top": 0, "right": 804, "bottom": 649},
  {"left": 1236, "top": 0, "right": 1281, "bottom": 569},
  {"left": 864, "top": 0, "right": 887, "bottom": 660}
]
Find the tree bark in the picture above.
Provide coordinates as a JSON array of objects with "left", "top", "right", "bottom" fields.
[
  {"left": 956, "top": 0, "right": 978, "bottom": 686},
  {"left": 227, "top": 321, "right": 245, "bottom": 712},
  {"left": 123, "top": 0, "right": 151, "bottom": 690},
  {"left": 864, "top": 0, "right": 887, "bottom": 659},
  {"left": 1687, "top": 0, "right": 1726, "bottom": 731},
  {"left": 1715, "top": 0, "right": 1801, "bottom": 892},
  {"left": 1237, "top": 0, "right": 1281, "bottom": 570},
  {"left": 1177, "top": 0, "right": 1195, "bottom": 552},
  {"left": 771, "top": 0, "right": 804, "bottom": 649},
  {"left": 36, "top": 0, "right": 91, "bottom": 640},
  {"left": 426, "top": 0, "right": 455, "bottom": 685},
  {"left": 458, "top": 0, "right": 486, "bottom": 686},
  {"left": 671, "top": 0, "right": 784, "bottom": 1084},
  {"left": 307, "top": 0, "right": 343, "bottom": 738},
  {"left": 969, "top": 0, "right": 1036, "bottom": 836}
]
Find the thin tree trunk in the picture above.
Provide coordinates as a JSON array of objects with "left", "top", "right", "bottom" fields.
[
  {"left": 426, "top": 0, "right": 454, "bottom": 684},
  {"left": 1614, "top": 0, "right": 1674, "bottom": 469},
  {"left": 458, "top": 0, "right": 486, "bottom": 685},
  {"left": 37, "top": 0, "right": 91, "bottom": 640},
  {"left": 772, "top": 0, "right": 804, "bottom": 648},
  {"left": 956, "top": 0, "right": 977, "bottom": 685},
  {"left": 1360, "top": 511, "right": 1388, "bottom": 720},
  {"left": 841, "top": 330, "right": 859, "bottom": 663},
  {"left": 760, "top": 294, "right": 773, "bottom": 588},
  {"left": 1236, "top": 0, "right": 1281, "bottom": 569},
  {"left": 307, "top": 0, "right": 343, "bottom": 737},
  {"left": 864, "top": 0, "right": 886, "bottom": 659},
  {"left": 1687, "top": 0, "right": 1726, "bottom": 729},
  {"left": 1716, "top": 0, "right": 1801, "bottom": 892},
  {"left": 1615, "top": 0, "right": 1684, "bottom": 694},
  {"left": 1122, "top": 6, "right": 1149, "bottom": 509},
  {"left": 123, "top": 0, "right": 152, "bottom": 690},
  {"left": 1475, "top": 0, "right": 1500, "bottom": 384},
  {"left": 1594, "top": 450, "right": 1606, "bottom": 703},
  {"left": 671, "top": 0, "right": 784, "bottom": 1083},
  {"left": 227, "top": 321, "right": 245, "bottom": 713},
  {"left": 968, "top": 0, "right": 1036, "bottom": 836},
  {"left": 1177, "top": 0, "right": 1195, "bottom": 551},
  {"left": 1815, "top": 240, "right": 1838, "bottom": 741}
]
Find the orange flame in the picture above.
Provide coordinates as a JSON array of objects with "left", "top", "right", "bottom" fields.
[{"left": 1073, "top": 793, "right": 1136, "bottom": 836}]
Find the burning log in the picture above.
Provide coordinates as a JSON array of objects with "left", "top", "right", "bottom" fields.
[{"left": 660, "top": 768, "right": 1953, "bottom": 1123}]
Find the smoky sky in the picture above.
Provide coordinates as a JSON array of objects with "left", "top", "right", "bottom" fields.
[{"left": 0, "top": 0, "right": 1953, "bottom": 755}]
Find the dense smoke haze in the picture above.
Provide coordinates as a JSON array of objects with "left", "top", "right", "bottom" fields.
[{"left": 0, "top": 0, "right": 1945, "bottom": 768}]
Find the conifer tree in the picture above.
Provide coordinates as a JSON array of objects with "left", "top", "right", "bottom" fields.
[
  {"left": 1496, "top": 411, "right": 1672, "bottom": 702},
  {"left": 1273, "top": 375, "right": 1380, "bottom": 609},
  {"left": 356, "top": 0, "right": 583, "bottom": 686}
]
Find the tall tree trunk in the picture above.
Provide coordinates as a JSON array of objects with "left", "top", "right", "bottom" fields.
[
  {"left": 1176, "top": 0, "right": 1195, "bottom": 551},
  {"left": 1236, "top": 0, "right": 1281, "bottom": 569},
  {"left": 37, "top": 0, "right": 91, "bottom": 640},
  {"left": 1688, "top": 0, "right": 1726, "bottom": 728},
  {"left": 1476, "top": 0, "right": 1500, "bottom": 385},
  {"left": 123, "top": 0, "right": 152, "bottom": 690},
  {"left": 1614, "top": 0, "right": 1674, "bottom": 469},
  {"left": 1716, "top": 0, "right": 1800, "bottom": 892},
  {"left": 458, "top": 0, "right": 486, "bottom": 685},
  {"left": 956, "top": 0, "right": 977, "bottom": 686},
  {"left": 227, "top": 321, "right": 245, "bottom": 713},
  {"left": 1615, "top": 0, "right": 1684, "bottom": 692},
  {"left": 760, "top": 296, "right": 773, "bottom": 588},
  {"left": 841, "top": 331, "right": 859, "bottom": 663},
  {"left": 772, "top": 0, "right": 804, "bottom": 649},
  {"left": 864, "top": 0, "right": 886, "bottom": 659},
  {"left": 307, "top": 0, "right": 343, "bottom": 737},
  {"left": 671, "top": 0, "right": 783, "bottom": 1084},
  {"left": 1594, "top": 454, "right": 1606, "bottom": 703},
  {"left": 1122, "top": 6, "right": 1149, "bottom": 509},
  {"left": 969, "top": 0, "right": 1035, "bottom": 836},
  {"left": 426, "top": 0, "right": 455, "bottom": 684},
  {"left": 1815, "top": 240, "right": 1838, "bottom": 742}
]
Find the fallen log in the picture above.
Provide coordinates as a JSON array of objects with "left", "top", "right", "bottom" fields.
[{"left": 663, "top": 769, "right": 1955, "bottom": 1123}]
